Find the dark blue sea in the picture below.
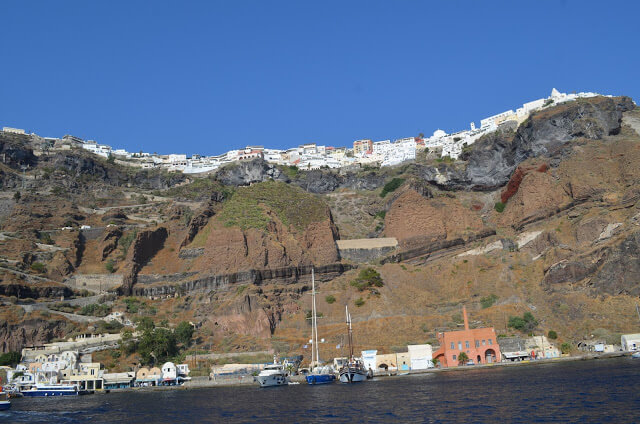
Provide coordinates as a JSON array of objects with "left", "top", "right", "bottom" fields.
[{"left": 3, "top": 357, "right": 639, "bottom": 423}]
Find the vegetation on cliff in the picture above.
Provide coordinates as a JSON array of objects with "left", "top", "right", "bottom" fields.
[{"left": 217, "top": 180, "right": 328, "bottom": 231}]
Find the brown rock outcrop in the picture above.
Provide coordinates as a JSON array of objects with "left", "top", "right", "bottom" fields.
[
  {"left": 383, "top": 189, "right": 484, "bottom": 250},
  {"left": 120, "top": 227, "right": 168, "bottom": 294},
  {"left": 192, "top": 215, "right": 339, "bottom": 275},
  {"left": 100, "top": 227, "right": 122, "bottom": 260},
  {"left": 499, "top": 172, "right": 572, "bottom": 228}
]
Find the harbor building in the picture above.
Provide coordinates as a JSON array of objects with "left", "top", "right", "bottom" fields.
[
  {"left": 433, "top": 306, "right": 502, "bottom": 367},
  {"left": 407, "top": 344, "right": 433, "bottom": 370},
  {"left": 621, "top": 334, "right": 640, "bottom": 351}
]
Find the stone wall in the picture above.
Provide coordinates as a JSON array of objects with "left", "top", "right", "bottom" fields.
[
  {"left": 65, "top": 274, "right": 123, "bottom": 293},
  {"left": 336, "top": 238, "right": 398, "bottom": 263}
]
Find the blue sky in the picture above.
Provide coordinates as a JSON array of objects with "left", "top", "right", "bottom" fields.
[{"left": 1, "top": 1, "right": 638, "bottom": 156}]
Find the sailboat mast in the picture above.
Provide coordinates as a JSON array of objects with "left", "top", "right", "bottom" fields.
[
  {"left": 312, "top": 268, "right": 320, "bottom": 367},
  {"left": 346, "top": 306, "right": 354, "bottom": 359}
]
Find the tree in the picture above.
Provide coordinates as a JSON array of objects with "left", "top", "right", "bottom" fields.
[
  {"left": 175, "top": 321, "right": 194, "bottom": 347},
  {"left": 548, "top": 330, "right": 558, "bottom": 340},
  {"left": 560, "top": 342, "right": 571, "bottom": 354},
  {"left": 0, "top": 351, "right": 21, "bottom": 366},
  {"left": 431, "top": 357, "right": 439, "bottom": 368},
  {"left": 458, "top": 352, "right": 469, "bottom": 365},
  {"left": 13, "top": 191, "right": 21, "bottom": 202},
  {"left": 138, "top": 327, "right": 178, "bottom": 366},
  {"left": 136, "top": 316, "right": 155, "bottom": 333},
  {"left": 325, "top": 295, "right": 336, "bottom": 304}
]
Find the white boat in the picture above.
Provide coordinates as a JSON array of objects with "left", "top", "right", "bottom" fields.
[
  {"left": 21, "top": 383, "right": 80, "bottom": 397},
  {"left": 339, "top": 306, "right": 369, "bottom": 383},
  {"left": 255, "top": 356, "right": 290, "bottom": 388},
  {"left": 632, "top": 351, "right": 640, "bottom": 359}
]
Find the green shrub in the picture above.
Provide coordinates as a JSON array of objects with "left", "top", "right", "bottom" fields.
[
  {"left": 354, "top": 297, "right": 365, "bottom": 307},
  {"left": 548, "top": 330, "right": 558, "bottom": 340},
  {"left": 105, "top": 260, "right": 116, "bottom": 273},
  {"left": 325, "top": 295, "right": 336, "bottom": 304},
  {"left": 118, "top": 230, "right": 138, "bottom": 255},
  {"left": 79, "top": 303, "right": 111, "bottom": 317},
  {"left": 508, "top": 312, "right": 538, "bottom": 334},
  {"left": 350, "top": 267, "right": 384, "bottom": 292},
  {"left": 480, "top": 294, "right": 498, "bottom": 309},
  {"left": 560, "top": 342, "right": 571, "bottom": 354},
  {"left": 30, "top": 262, "right": 46, "bottom": 273},
  {"left": 494, "top": 202, "right": 505, "bottom": 213},
  {"left": 380, "top": 178, "right": 405, "bottom": 198}
]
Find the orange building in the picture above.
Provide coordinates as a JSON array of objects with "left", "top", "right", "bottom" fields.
[
  {"left": 433, "top": 307, "right": 501, "bottom": 367},
  {"left": 353, "top": 139, "right": 373, "bottom": 156}
]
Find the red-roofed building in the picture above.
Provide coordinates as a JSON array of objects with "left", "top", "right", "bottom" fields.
[{"left": 433, "top": 307, "right": 501, "bottom": 367}]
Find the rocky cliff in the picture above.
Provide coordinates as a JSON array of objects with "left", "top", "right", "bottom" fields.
[{"left": 2, "top": 96, "right": 640, "bottom": 358}]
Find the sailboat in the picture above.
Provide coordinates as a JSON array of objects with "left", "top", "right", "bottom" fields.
[
  {"left": 338, "top": 306, "right": 368, "bottom": 383},
  {"left": 306, "top": 268, "right": 336, "bottom": 385}
]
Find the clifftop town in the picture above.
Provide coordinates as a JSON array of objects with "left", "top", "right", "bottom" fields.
[{"left": 2, "top": 88, "right": 610, "bottom": 174}]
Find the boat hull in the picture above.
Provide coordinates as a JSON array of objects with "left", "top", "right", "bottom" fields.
[
  {"left": 306, "top": 374, "right": 336, "bottom": 385},
  {"left": 0, "top": 401, "right": 10, "bottom": 410},
  {"left": 339, "top": 369, "right": 368, "bottom": 383},
  {"left": 22, "top": 389, "right": 79, "bottom": 397},
  {"left": 255, "top": 374, "right": 289, "bottom": 387}
]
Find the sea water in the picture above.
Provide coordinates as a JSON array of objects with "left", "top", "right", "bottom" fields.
[{"left": 3, "top": 356, "right": 639, "bottom": 423}]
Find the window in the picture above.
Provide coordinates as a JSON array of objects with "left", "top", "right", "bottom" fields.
[
  {"left": 451, "top": 342, "right": 455, "bottom": 350},
  {"left": 465, "top": 341, "right": 470, "bottom": 349},
  {"left": 475, "top": 340, "right": 479, "bottom": 348},
  {"left": 453, "top": 355, "right": 457, "bottom": 360},
  {"left": 458, "top": 342, "right": 462, "bottom": 350},
  {"left": 482, "top": 340, "right": 486, "bottom": 346},
  {"left": 489, "top": 339, "right": 493, "bottom": 345}
]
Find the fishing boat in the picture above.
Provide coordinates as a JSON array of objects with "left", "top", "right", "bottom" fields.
[
  {"left": 339, "top": 306, "right": 368, "bottom": 383},
  {"left": 255, "top": 356, "right": 290, "bottom": 387},
  {"left": 305, "top": 268, "right": 336, "bottom": 385},
  {"left": 0, "top": 390, "right": 10, "bottom": 411},
  {"left": 21, "top": 382, "right": 81, "bottom": 397}
]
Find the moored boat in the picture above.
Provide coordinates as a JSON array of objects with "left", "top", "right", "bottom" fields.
[
  {"left": 339, "top": 306, "right": 368, "bottom": 384},
  {"left": 0, "top": 391, "right": 11, "bottom": 410},
  {"left": 255, "top": 356, "right": 290, "bottom": 388},
  {"left": 21, "top": 383, "right": 80, "bottom": 397},
  {"left": 306, "top": 268, "right": 336, "bottom": 385}
]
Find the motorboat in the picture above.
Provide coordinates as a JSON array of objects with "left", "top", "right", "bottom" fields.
[
  {"left": 306, "top": 268, "right": 336, "bottom": 385},
  {"left": 632, "top": 351, "right": 640, "bottom": 359},
  {"left": 255, "top": 356, "right": 290, "bottom": 387},
  {"left": 338, "top": 306, "right": 369, "bottom": 383},
  {"left": 21, "top": 383, "right": 80, "bottom": 397}
]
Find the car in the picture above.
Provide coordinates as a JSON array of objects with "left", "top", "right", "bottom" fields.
[{"left": 465, "top": 360, "right": 475, "bottom": 366}]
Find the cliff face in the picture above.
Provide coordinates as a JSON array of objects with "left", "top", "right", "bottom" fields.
[
  {"left": 0, "top": 314, "right": 69, "bottom": 353},
  {"left": 2, "top": 96, "right": 640, "bottom": 357},
  {"left": 418, "top": 96, "right": 635, "bottom": 191},
  {"left": 383, "top": 188, "right": 485, "bottom": 249}
]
